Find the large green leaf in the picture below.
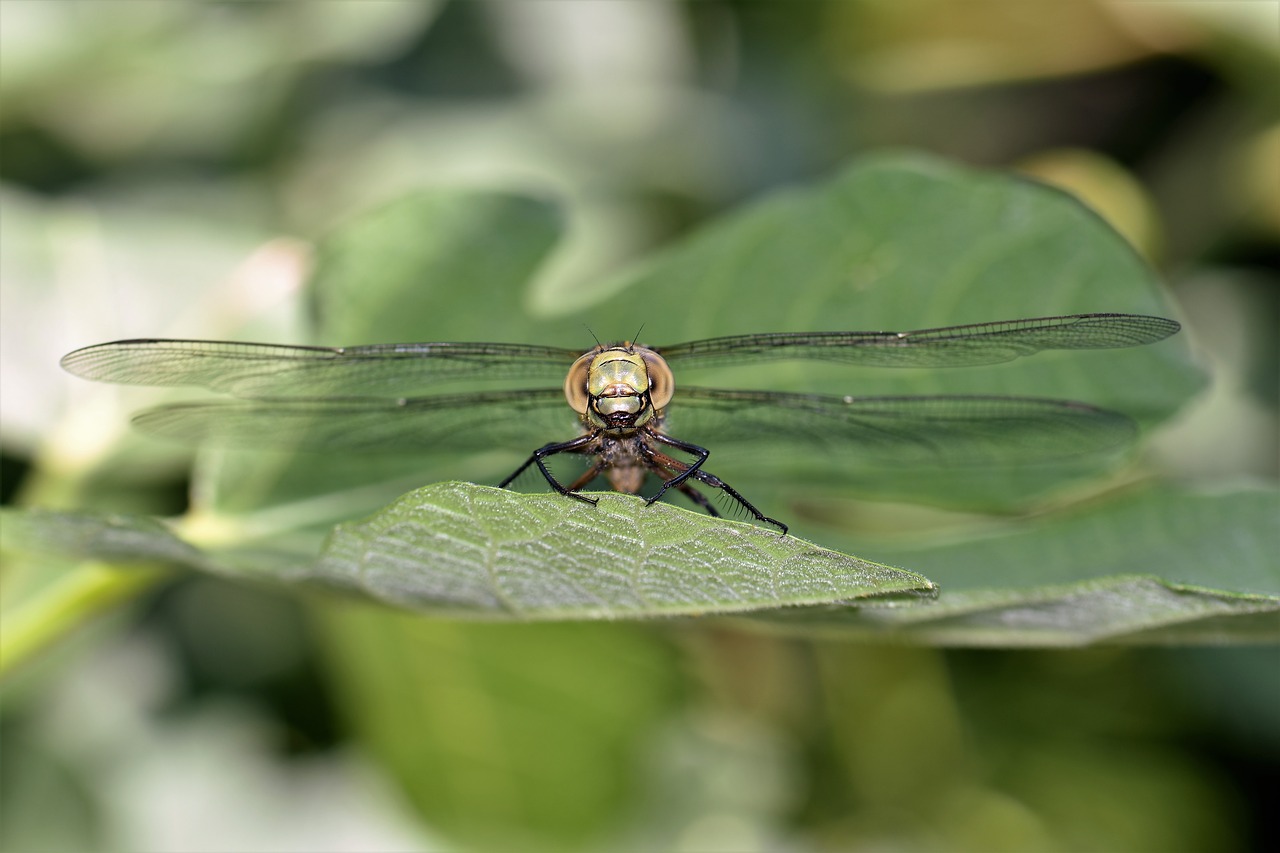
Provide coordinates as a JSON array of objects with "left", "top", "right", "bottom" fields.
[
  {"left": 580, "top": 154, "right": 1203, "bottom": 509},
  {"left": 194, "top": 154, "right": 1202, "bottom": 536},
  {"left": 311, "top": 483, "right": 936, "bottom": 619},
  {"left": 0, "top": 491, "right": 936, "bottom": 622},
  {"left": 591, "top": 152, "right": 1197, "bottom": 411}
]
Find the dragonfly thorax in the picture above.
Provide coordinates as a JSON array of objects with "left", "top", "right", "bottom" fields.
[{"left": 564, "top": 344, "right": 674, "bottom": 434}]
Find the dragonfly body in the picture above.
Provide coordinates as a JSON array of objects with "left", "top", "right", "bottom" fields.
[
  {"left": 61, "top": 313, "right": 1182, "bottom": 535},
  {"left": 502, "top": 341, "right": 786, "bottom": 531}
]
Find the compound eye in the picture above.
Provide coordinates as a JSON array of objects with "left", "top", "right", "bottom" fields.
[
  {"left": 641, "top": 349, "right": 674, "bottom": 409},
  {"left": 563, "top": 352, "right": 594, "bottom": 414}
]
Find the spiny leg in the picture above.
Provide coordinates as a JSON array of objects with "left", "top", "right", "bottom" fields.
[
  {"left": 499, "top": 434, "right": 599, "bottom": 506},
  {"left": 688, "top": 467, "right": 787, "bottom": 535},
  {"left": 646, "top": 432, "right": 711, "bottom": 504},
  {"left": 667, "top": 456, "right": 787, "bottom": 534},
  {"left": 650, "top": 455, "right": 722, "bottom": 517},
  {"left": 644, "top": 438, "right": 786, "bottom": 534},
  {"left": 672, "top": 477, "right": 722, "bottom": 517}
]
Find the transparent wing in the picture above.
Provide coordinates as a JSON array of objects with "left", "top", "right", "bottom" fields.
[
  {"left": 61, "top": 339, "right": 582, "bottom": 398},
  {"left": 664, "top": 387, "right": 1137, "bottom": 466},
  {"left": 131, "top": 389, "right": 579, "bottom": 453},
  {"left": 128, "top": 383, "right": 1135, "bottom": 468},
  {"left": 61, "top": 314, "right": 1179, "bottom": 398},
  {"left": 656, "top": 313, "right": 1179, "bottom": 369}
]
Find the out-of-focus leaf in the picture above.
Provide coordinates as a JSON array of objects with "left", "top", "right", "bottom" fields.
[
  {"left": 203, "top": 190, "right": 569, "bottom": 515},
  {"left": 0, "top": 508, "right": 186, "bottom": 675},
  {"left": 1, "top": 185, "right": 271, "bottom": 455},
  {"left": 762, "top": 577, "right": 1278, "bottom": 647},
  {"left": 739, "top": 487, "right": 1279, "bottom": 646},
  {"left": 594, "top": 153, "right": 1198, "bottom": 420},
  {"left": 1239, "top": 123, "right": 1280, "bottom": 236},
  {"left": 318, "top": 609, "right": 681, "bottom": 850},
  {"left": 824, "top": 0, "right": 1182, "bottom": 92},
  {"left": 0, "top": 3, "right": 441, "bottom": 158},
  {"left": 198, "top": 155, "right": 1202, "bottom": 527},
  {"left": 582, "top": 153, "right": 1202, "bottom": 510},
  {"left": 809, "top": 644, "right": 1243, "bottom": 850},
  {"left": 308, "top": 191, "right": 565, "bottom": 345},
  {"left": 311, "top": 483, "right": 936, "bottom": 619},
  {"left": 0, "top": 507, "right": 206, "bottom": 570}
]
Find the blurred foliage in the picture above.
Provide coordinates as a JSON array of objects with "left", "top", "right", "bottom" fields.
[{"left": 2, "top": 2, "right": 1277, "bottom": 852}]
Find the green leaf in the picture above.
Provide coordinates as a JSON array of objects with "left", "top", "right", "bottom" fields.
[
  {"left": 317, "top": 612, "right": 681, "bottom": 850},
  {"left": 309, "top": 482, "right": 936, "bottom": 619},
  {"left": 1, "top": 485, "right": 937, "bottom": 630},
  {"left": 0, "top": 509, "right": 188, "bottom": 675},
  {"left": 36, "top": 154, "right": 1227, "bottom": 656},
  {"left": 583, "top": 152, "right": 1204, "bottom": 508},
  {"left": 0, "top": 507, "right": 207, "bottom": 570},
  {"left": 593, "top": 153, "right": 1196, "bottom": 403},
  {"left": 203, "top": 190, "right": 572, "bottom": 516},
  {"left": 308, "top": 191, "right": 566, "bottom": 345},
  {"left": 201, "top": 153, "right": 1205, "bottom": 525},
  {"left": 739, "top": 486, "right": 1280, "bottom": 645}
]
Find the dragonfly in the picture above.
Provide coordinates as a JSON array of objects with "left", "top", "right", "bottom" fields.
[{"left": 61, "top": 312, "right": 1180, "bottom": 535}]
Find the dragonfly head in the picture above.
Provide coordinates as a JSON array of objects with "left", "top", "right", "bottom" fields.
[{"left": 565, "top": 344, "right": 674, "bottom": 433}]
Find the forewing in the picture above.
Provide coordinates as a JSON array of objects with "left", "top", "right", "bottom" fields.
[
  {"left": 131, "top": 389, "right": 579, "bottom": 453},
  {"left": 61, "top": 339, "right": 582, "bottom": 397},
  {"left": 655, "top": 313, "right": 1179, "bottom": 370},
  {"left": 664, "top": 387, "right": 1137, "bottom": 466}
]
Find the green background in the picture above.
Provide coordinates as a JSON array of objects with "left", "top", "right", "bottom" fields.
[{"left": 2, "top": 3, "right": 1277, "bottom": 851}]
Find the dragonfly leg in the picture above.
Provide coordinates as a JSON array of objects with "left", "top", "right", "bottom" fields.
[
  {"left": 646, "top": 432, "right": 710, "bottom": 504},
  {"left": 649, "top": 455, "right": 721, "bottom": 517},
  {"left": 673, "top": 480, "right": 721, "bottom": 517},
  {"left": 645, "top": 435, "right": 787, "bottom": 534},
  {"left": 689, "top": 468, "right": 788, "bottom": 535},
  {"left": 499, "top": 434, "right": 599, "bottom": 506}
]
